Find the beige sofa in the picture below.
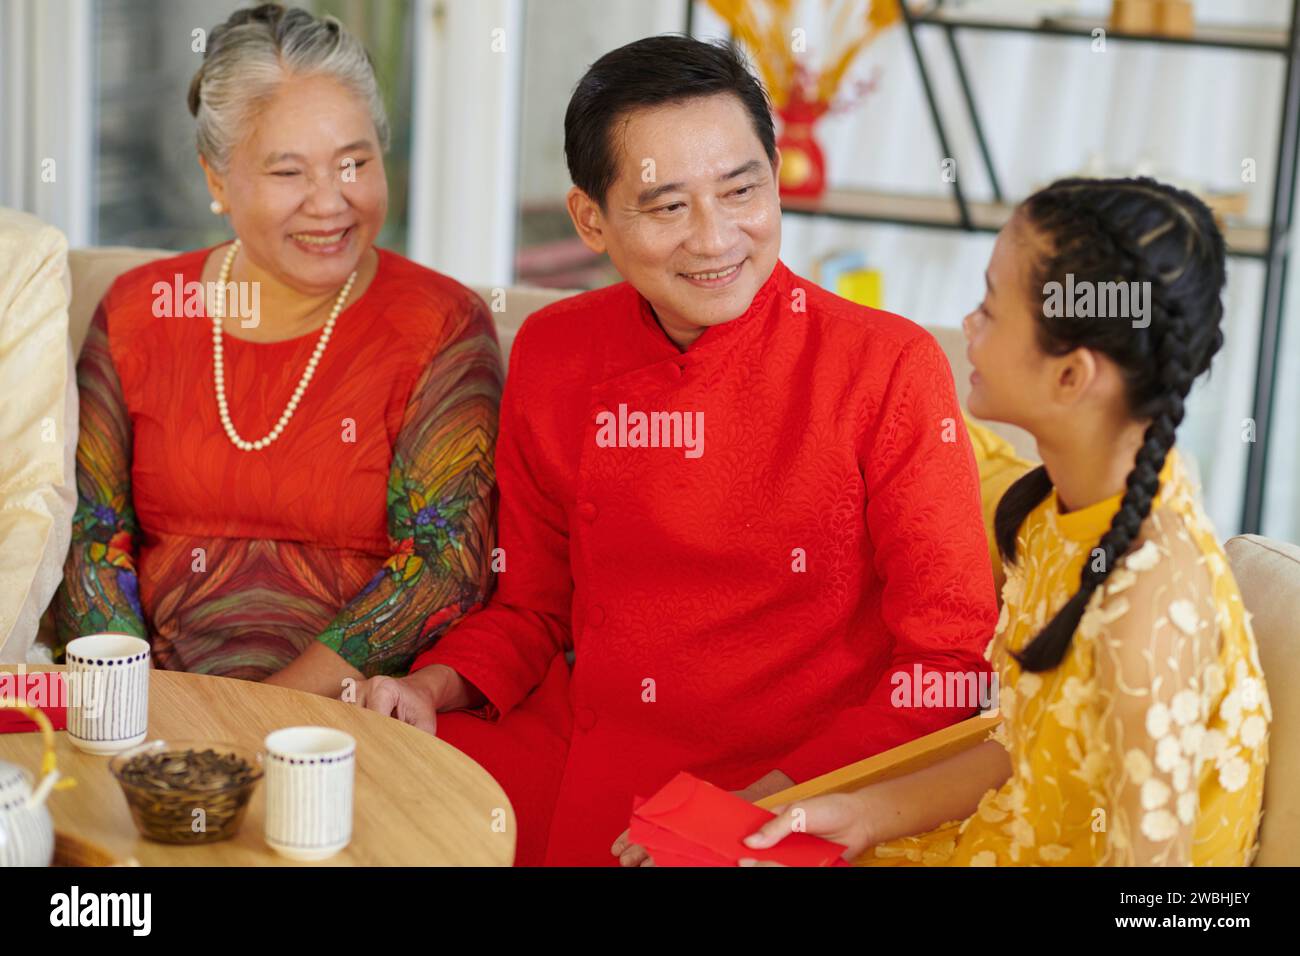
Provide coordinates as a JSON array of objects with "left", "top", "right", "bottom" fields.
[
  {"left": 62, "top": 247, "right": 1300, "bottom": 864},
  {"left": 0, "top": 209, "right": 76, "bottom": 664}
]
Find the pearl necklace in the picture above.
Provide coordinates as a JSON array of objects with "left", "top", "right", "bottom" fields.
[{"left": 210, "top": 239, "right": 357, "bottom": 452}]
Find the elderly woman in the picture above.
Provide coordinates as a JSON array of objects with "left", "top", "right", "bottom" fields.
[{"left": 53, "top": 3, "right": 500, "bottom": 695}]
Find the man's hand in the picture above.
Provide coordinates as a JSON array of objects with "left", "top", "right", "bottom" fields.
[
  {"left": 610, "top": 827, "right": 655, "bottom": 868},
  {"left": 739, "top": 791, "right": 876, "bottom": 864},
  {"left": 355, "top": 666, "right": 454, "bottom": 736},
  {"left": 611, "top": 770, "right": 797, "bottom": 867}
]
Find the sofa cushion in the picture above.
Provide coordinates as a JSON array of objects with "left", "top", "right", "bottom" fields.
[
  {"left": 1225, "top": 533, "right": 1300, "bottom": 865},
  {"left": 67, "top": 246, "right": 172, "bottom": 357}
]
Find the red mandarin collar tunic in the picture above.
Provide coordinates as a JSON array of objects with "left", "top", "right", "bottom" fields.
[{"left": 415, "top": 259, "right": 997, "bottom": 866}]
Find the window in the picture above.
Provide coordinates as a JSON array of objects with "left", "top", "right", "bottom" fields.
[{"left": 92, "top": 0, "right": 415, "bottom": 252}]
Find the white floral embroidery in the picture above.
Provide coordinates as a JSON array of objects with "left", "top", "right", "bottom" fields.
[
  {"left": 1239, "top": 714, "right": 1267, "bottom": 749},
  {"left": 1146, "top": 702, "right": 1171, "bottom": 738},
  {"left": 1106, "top": 567, "right": 1137, "bottom": 595},
  {"left": 1050, "top": 676, "right": 1094, "bottom": 730},
  {"left": 1097, "top": 597, "right": 1130, "bottom": 625},
  {"left": 1141, "top": 809, "right": 1179, "bottom": 841},
  {"left": 1017, "top": 671, "right": 1042, "bottom": 699},
  {"left": 1169, "top": 599, "right": 1200, "bottom": 635},
  {"left": 1005, "top": 817, "right": 1035, "bottom": 848},
  {"left": 977, "top": 796, "right": 1008, "bottom": 823},
  {"left": 1221, "top": 690, "right": 1244, "bottom": 737},
  {"left": 1124, "top": 748, "right": 1153, "bottom": 784},
  {"left": 1204, "top": 663, "right": 1226, "bottom": 699},
  {"left": 1205, "top": 551, "right": 1227, "bottom": 579},
  {"left": 1126, "top": 539, "right": 1161, "bottom": 571},
  {"left": 1239, "top": 677, "right": 1264, "bottom": 711},
  {"left": 1031, "top": 597, "right": 1047, "bottom": 629},
  {"left": 969, "top": 850, "right": 997, "bottom": 867},
  {"left": 1200, "top": 728, "right": 1227, "bottom": 762},
  {"left": 1140, "top": 777, "right": 1171, "bottom": 809},
  {"left": 1218, "top": 756, "right": 1250, "bottom": 793},
  {"left": 1000, "top": 683, "right": 1017, "bottom": 722},
  {"left": 1155, "top": 736, "right": 1183, "bottom": 773},
  {"left": 1038, "top": 844, "right": 1070, "bottom": 862},
  {"left": 1002, "top": 572, "right": 1024, "bottom": 608},
  {"left": 1170, "top": 759, "right": 1191, "bottom": 794},
  {"left": 1170, "top": 689, "right": 1200, "bottom": 726}
]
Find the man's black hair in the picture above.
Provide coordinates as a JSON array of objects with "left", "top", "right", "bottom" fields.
[{"left": 564, "top": 34, "right": 777, "bottom": 207}]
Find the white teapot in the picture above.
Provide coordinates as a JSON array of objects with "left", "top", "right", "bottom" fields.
[{"left": 0, "top": 702, "right": 72, "bottom": 866}]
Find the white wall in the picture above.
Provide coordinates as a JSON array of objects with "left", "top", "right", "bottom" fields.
[{"left": 408, "top": 0, "right": 524, "bottom": 287}]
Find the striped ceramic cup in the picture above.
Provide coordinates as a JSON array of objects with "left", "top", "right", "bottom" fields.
[
  {"left": 64, "top": 633, "right": 150, "bottom": 755},
  {"left": 263, "top": 726, "right": 355, "bottom": 861}
]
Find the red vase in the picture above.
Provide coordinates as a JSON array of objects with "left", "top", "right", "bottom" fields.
[{"left": 776, "top": 88, "right": 830, "bottom": 199}]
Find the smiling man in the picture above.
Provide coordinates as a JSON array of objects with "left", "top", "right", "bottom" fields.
[{"left": 359, "top": 35, "right": 997, "bottom": 867}]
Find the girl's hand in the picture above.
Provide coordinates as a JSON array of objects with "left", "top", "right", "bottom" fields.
[
  {"left": 740, "top": 791, "right": 876, "bottom": 863},
  {"left": 611, "top": 773, "right": 794, "bottom": 867}
]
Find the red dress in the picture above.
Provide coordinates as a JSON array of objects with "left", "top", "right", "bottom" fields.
[
  {"left": 418, "top": 260, "right": 998, "bottom": 866},
  {"left": 56, "top": 247, "right": 501, "bottom": 681}
]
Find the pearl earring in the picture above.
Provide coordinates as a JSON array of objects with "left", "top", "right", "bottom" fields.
[{"left": 210, "top": 200, "right": 224, "bottom": 215}]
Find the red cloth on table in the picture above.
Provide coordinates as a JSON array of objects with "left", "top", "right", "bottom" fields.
[
  {"left": 416, "top": 260, "right": 997, "bottom": 866},
  {"left": 0, "top": 672, "right": 67, "bottom": 732}
]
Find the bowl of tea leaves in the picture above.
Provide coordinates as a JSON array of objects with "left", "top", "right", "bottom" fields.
[{"left": 109, "top": 741, "right": 263, "bottom": 844}]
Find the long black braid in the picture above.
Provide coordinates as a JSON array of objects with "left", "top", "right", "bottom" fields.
[{"left": 992, "top": 177, "right": 1227, "bottom": 673}]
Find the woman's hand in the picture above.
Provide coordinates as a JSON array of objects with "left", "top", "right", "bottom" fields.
[
  {"left": 740, "top": 791, "right": 876, "bottom": 864},
  {"left": 264, "top": 642, "right": 364, "bottom": 696}
]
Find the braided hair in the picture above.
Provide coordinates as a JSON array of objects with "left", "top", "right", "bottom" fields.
[{"left": 993, "top": 177, "right": 1226, "bottom": 672}]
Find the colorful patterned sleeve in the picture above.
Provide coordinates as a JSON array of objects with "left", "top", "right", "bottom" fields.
[
  {"left": 315, "top": 294, "right": 503, "bottom": 677},
  {"left": 53, "top": 303, "right": 147, "bottom": 647}
]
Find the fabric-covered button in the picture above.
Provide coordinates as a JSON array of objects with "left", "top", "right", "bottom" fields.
[
  {"left": 576, "top": 707, "right": 598, "bottom": 731},
  {"left": 577, "top": 501, "right": 597, "bottom": 521},
  {"left": 588, "top": 605, "right": 606, "bottom": 627}
]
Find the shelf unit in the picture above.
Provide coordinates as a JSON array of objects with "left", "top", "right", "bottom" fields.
[
  {"left": 690, "top": 0, "right": 1300, "bottom": 535},
  {"left": 780, "top": 187, "right": 1274, "bottom": 257}
]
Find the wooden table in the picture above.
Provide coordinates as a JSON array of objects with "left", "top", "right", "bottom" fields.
[{"left": 0, "top": 666, "right": 515, "bottom": 866}]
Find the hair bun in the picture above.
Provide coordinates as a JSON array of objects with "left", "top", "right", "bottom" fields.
[
  {"left": 186, "top": 65, "right": 204, "bottom": 117},
  {"left": 230, "top": 3, "right": 287, "bottom": 31}
]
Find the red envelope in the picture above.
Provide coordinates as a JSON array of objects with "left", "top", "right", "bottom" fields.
[
  {"left": 629, "top": 816, "right": 733, "bottom": 866},
  {"left": 0, "top": 671, "right": 68, "bottom": 732},
  {"left": 629, "top": 771, "right": 850, "bottom": 867}
]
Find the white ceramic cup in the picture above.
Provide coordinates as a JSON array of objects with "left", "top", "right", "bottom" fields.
[
  {"left": 263, "top": 726, "right": 355, "bottom": 861},
  {"left": 0, "top": 763, "right": 55, "bottom": 867},
  {"left": 64, "top": 634, "right": 150, "bottom": 755}
]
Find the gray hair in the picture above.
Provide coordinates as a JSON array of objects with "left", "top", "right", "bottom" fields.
[{"left": 187, "top": 3, "right": 390, "bottom": 171}]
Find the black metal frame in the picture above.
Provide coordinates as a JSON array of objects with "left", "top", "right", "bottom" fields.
[
  {"left": 896, "top": 0, "right": 1300, "bottom": 536},
  {"left": 1243, "top": 1, "right": 1300, "bottom": 533}
]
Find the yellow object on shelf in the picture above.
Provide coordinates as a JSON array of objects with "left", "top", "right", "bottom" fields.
[
  {"left": 1110, "top": 0, "right": 1194, "bottom": 37},
  {"left": 1158, "top": 0, "right": 1195, "bottom": 36},
  {"left": 835, "top": 268, "right": 884, "bottom": 309}
]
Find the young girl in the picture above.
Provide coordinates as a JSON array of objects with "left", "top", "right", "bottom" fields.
[{"left": 743, "top": 176, "right": 1270, "bottom": 866}]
